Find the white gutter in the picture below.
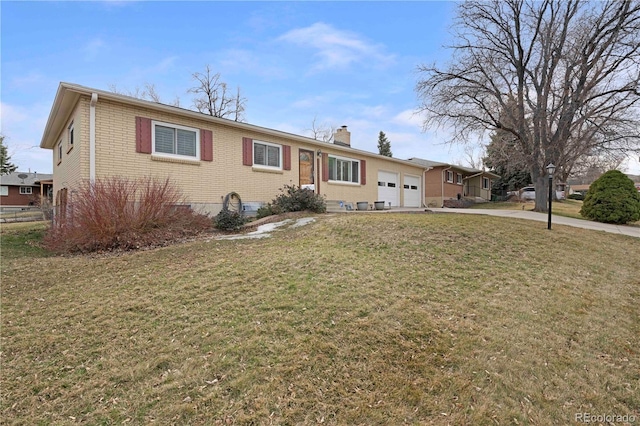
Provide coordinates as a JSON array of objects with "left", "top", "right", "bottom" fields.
[{"left": 90, "top": 93, "right": 98, "bottom": 182}]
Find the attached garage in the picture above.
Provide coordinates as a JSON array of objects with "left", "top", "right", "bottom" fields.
[
  {"left": 377, "top": 171, "right": 399, "bottom": 207},
  {"left": 403, "top": 174, "right": 421, "bottom": 207}
]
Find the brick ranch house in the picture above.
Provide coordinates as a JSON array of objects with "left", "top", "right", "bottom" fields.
[
  {"left": 0, "top": 171, "right": 53, "bottom": 208},
  {"left": 40, "top": 83, "right": 439, "bottom": 215},
  {"left": 407, "top": 159, "right": 499, "bottom": 207}
]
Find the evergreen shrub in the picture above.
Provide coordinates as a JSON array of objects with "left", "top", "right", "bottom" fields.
[{"left": 580, "top": 170, "right": 640, "bottom": 224}]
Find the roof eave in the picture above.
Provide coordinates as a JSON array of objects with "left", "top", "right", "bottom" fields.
[{"left": 39, "top": 82, "right": 427, "bottom": 170}]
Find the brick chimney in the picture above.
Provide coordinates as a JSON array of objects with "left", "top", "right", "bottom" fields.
[{"left": 333, "top": 125, "right": 351, "bottom": 147}]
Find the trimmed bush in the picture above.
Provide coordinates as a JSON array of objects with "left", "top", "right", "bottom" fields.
[
  {"left": 215, "top": 208, "right": 247, "bottom": 231},
  {"left": 256, "top": 203, "right": 283, "bottom": 219},
  {"left": 44, "top": 177, "right": 212, "bottom": 253},
  {"left": 580, "top": 170, "right": 640, "bottom": 224},
  {"left": 255, "top": 185, "right": 326, "bottom": 219},
  {"left": 273, "top": 184, "right": 326, "bottom": 213}
]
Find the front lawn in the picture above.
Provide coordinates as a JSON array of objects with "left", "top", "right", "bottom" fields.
[
  {"left": 472, "top": 199, "right": 583, "bottom": 215},
  {"left": 1, "top": 214, "right": 638, "bottom": 424}
]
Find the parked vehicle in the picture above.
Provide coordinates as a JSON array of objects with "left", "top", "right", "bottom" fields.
[
  {"left": 520, "top": 186, "right": 566, "bottom": 201},
  {"left": 520, "top": 186, "right": 536, "bottom": 200}
]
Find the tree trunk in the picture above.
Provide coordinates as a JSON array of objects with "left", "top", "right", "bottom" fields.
[{"left": 534, "top": 173, "right": 548, "bottom": 213}]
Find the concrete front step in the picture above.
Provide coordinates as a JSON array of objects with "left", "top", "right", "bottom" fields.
[{"left": 325, "top": 200, "right": 355, "bottom": 213}]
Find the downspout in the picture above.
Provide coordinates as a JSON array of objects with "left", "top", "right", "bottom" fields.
[
  {"left": 441, "top": 166, "right": 452, "bottom": 207},
  {"left": 422, "top": 167, "right": 432, "bottom": 208},
  {"left": 90, "top": 93, "right": 98, "bottom": 182},
  {"left": 316, "top": 149, "right": 322, "bottom": 195}
]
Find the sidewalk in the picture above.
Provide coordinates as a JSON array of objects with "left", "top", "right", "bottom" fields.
[{"left": 428, "top": 208, "right": 640, "bottom": 238}]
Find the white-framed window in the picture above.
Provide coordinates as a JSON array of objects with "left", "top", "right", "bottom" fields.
[
  {"left": 68, "top": 121, "right": 74, "bottom": 150},
  {"left": 58, "top": 141, "right": 63, "bottom": 163},
  {"left": 253, "top": 140, "right": 282, "bottom": 169},
  {"left": 457, "top": 173, "right": 463, "bottom": 184},
  {"left": 20, "top": 186, "right": 33, "bottom": 195},
  {"left": 152, "top": 120, "right": 200, "bottom": 159},
  {"left": 328, "top": 155, "right": 360, "bottom": 184},
  {"left": 0, "top": 186, "right": 8, "bottom": 196},
  {"left": 446, "top": 170, "right": 454, "bottom": 183},
  {"left": 483, "top": 177, "right": 490, "bottom": 190}
]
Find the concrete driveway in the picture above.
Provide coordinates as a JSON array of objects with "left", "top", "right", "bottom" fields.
[{"left": 428, "top": 208, "right": 640, "bottom": 238}]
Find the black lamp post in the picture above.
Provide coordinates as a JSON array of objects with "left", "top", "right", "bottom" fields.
[{"left": 547, "top": 163, "right": 556, "bottom": 230}]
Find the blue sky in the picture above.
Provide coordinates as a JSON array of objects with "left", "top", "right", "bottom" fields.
[{"left": 3, "top": 1, "right": 639, "bottom": 175}]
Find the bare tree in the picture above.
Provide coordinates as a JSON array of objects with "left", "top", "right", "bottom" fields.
[
  {"left": 233, "top": 87, "right": 246, "bottom": 122},
  {"left": 568, "top": 149, "right": 626, "bottom": 184},
  {"left": 188, "top": 65, "right": 246, "bottom": 122},
  {"left": 142, "top": 83, "right": 161, "bottom": 103},
  {"left": 108, "top": 83, "right": 180, "bottom": 107},
  {"left": 457, "top": 143, "right": 485, "bottom": 170},
  {"left": 416, "top": 0, "right": 640, "bottom": 211},
  {"left": 306, "top": 116, "right": 335, "bottom": 143}
]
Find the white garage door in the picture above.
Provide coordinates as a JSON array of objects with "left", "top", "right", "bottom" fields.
[
  {"left": 378, "top": 171, "right": 399, "bottom": 207},
  {"left": 403, "top": 175, "right": 421, "bottom": 207}
]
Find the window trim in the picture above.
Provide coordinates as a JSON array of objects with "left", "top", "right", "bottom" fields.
[
  {"left": 151, "top": 120, "right": 200, "bottom": 160},
  {"left": 482, "top": 177, "right": 490, "bottom": 190},
  {"left": 328, "top": 154, "right": 360, "bottom": 185},
  {"left": 446, "top": 170, "right": 454, "bottom": 183},
  {"left": 67, "top": 121, "right": 74, "bottom": 153},
  {"left": 57, "top": 141, "right": 63, "bottom": 165},
  {"left": 456, "top": 173, "right": 463, "bottom": 185},
  {"left": 0, "top": 186, "right": 8, "bottom": 196},
  {"left": 20, "top": 186, "right": 33, "bottom": 195},
  {"left": 252, "top": 139, "right": 282, "bottom": 171}
]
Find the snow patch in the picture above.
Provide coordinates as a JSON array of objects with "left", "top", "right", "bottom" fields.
[{"left": 216, "top": 217, "right": 315, "bottom": 240}]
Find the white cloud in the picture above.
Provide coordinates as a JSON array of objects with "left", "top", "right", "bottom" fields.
[
  {"left": 623, "top": 156, "right": 640, "bottom": 175},
  {"left": 392, "top": 109, "right": 423, "bottom": 129},
  {"left": 1, "top": 102, "right": 29, "bottom": 125},
  {"left": 1, "top": 102, "right": 52, "bottom": 173},
  {"left": 83, "top": 38, "right": 108, "bottom": 61},
  {"left": 277, "top": 22, "right": 395, "bottom": 72},
  {"left": 360, "top": 105, "right": 388, "bottom": 119},
  {"left": 217, "top": 48, "right": 286, "bottom": 79},
  {"left": 291, "top": 93, "right": 339, "bottom": 110},
  {"left": 148, "top": 56, "right": 179, "bottom": 74},
  {"left": 9, "top": 72, "right": 46, "bottom": 89}
]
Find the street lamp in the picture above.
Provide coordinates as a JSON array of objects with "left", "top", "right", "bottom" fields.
[{"left": 546, "top": 163, "right": 556, "bottom": 230}]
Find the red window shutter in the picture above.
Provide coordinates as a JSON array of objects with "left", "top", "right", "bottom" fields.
[
  {"left": 242, "top": 137, "right": 253, "bottom": 166},
  {"left": 283, "top": 145, "right": 291, "bottom": 170},
  {"left": 322, "top": 153, "right": 329, "bottom": 182},
  {"left": 201, "top": 129, "right": 213, "bottom": 161},
  {"left": 360, "top": 159, "right": 366, "bottom": 185},
  {"left": 135, "top": 117, "right": 152, "bottom": 154}
]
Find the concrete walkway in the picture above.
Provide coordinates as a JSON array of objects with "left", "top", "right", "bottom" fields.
[{"left": 426, "top": 208, "right": 640, "bottom": 238}]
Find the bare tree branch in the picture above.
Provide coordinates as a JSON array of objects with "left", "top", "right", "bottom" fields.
[
  {"left": 416, "top": 0, "right": 640, "bottom": 211},
  {"left": 306, "top": 116, "right": 335, "bottom": 143},
  {"left": 188, "top": 65, "right": 246, "bottom": 122}
]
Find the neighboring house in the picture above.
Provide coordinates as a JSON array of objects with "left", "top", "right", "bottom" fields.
[
  {"left": 0, "top": 172, "right": 53, "bottom": 208},
  {"left": 39, "top": 83, "right": 430, "bottom": 215},
  {"left": 407, "top": 158, "right": 500, "bottom": 207},
  {"left": 568, "top": 184, "right": 591, "bottom": 196}
]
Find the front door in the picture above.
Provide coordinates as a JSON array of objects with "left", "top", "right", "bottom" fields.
[{"left": 299, "top": 149, "right": 315, "bottom": 189}]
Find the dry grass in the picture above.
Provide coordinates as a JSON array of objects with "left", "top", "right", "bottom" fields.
[
  {"left": 474, "top": 199, "right": 640, "bottom": 226},
  {"left": 472, "top": 199, "right": 584, "bottom": 216},
  {"left": 1, "top": 214, "right": 638, "bottom": 425}
]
